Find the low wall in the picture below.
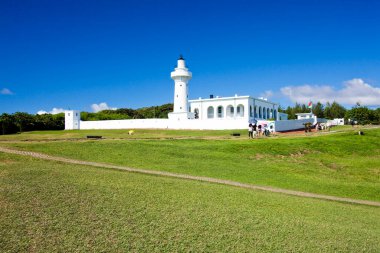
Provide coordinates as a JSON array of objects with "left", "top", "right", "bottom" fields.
[
  {"left": 273, "top": 118, "right": 314, "bottom": 132},
  {"left": 79, "top": 118, "right": 248, "bottom": 130},
  {"left": 77, "top": 118, "right": 319, "bottom": 132},
  {"left": 80, "top": 119, "right": 170, "bottom": 130}
]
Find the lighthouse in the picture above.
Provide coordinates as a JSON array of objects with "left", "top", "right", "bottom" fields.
[{"left": 168, "top": 55, "right": 195, "bottom": 120}]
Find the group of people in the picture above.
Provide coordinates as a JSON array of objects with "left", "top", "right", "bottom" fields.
[
  {"left": 315, "top": 122, "right": 331, "bottom": 131},
  {"left": 248, "top": 123, "right": 270, "bottom": 138}
]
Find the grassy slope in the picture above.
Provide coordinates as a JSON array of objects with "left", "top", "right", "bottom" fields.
[
  {"left": 2, "top": 128, "right": 379, "bottom": 201},
  {"left": 1, "top": 153, "right": 379, "bottom": 252},
  {"left": 0, "top": 129, "right": 248, "bottom": 141}
]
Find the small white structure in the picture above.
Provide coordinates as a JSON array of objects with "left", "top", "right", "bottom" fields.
[
  {"left": 296, "top": 112, "right": 314, "bottom": 119},
  {"left": 328, "top": 118, "right": 345, "bottom": 126},
  {"left": 65, "top": 110, "right": 80, "bottom": 130},
  {"left": 296, "top": 112, "right": 327, "bottom": 125},
  {"left": 65, "top": 56, "right": 320, "bottom": 132}
]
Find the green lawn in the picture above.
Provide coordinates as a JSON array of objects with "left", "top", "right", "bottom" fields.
[
  {"left": 2, "top": 128, "right": 379, "bottom": 201},
  {"left": 0, "top": 129, "right": 248, "bottom": 141},
  {"left": 1, "top": 153, "right": 379, "bottom": 252},
  {"left": 0, "top": 125, "right": 364, "bottom": 141}
]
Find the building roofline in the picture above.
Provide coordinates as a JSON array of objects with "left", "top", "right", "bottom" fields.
[
  {"left": 295, "top": 112, "right": 314, "bottom": 115},
  {"left": 189, "top": 95, "right": 278, "bottom": 105}
]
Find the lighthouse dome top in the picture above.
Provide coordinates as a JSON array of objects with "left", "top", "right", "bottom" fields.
[{"left": 171, "top": 55, "right": 192, "bottom": 79}]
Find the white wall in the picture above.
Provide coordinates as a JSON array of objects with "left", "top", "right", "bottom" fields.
[
  {"left": 278, "top": 112, "right": 288, "bottom": 120},
  {"left": 273, "top": 118, "right": 314, "bottom": 132},
  {"left": 79, "top": 118, "right": 249, "bottom": 130},
  {"left": 72, "top": 116, "right": 319, "bottom": 132},
  {"left": 80, "top": 119, "right": 169, "bottom": 130}
]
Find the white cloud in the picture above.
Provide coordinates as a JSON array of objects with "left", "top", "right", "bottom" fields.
[
  {"left": 280, "top": 78, "right": 380, "bottom": 106},
  {"left": 1, "top": 88, "right": 13, "bottom": 95},
  {"left": 260, "top": 90, "right": 274, "bottom": 99},
  {"left": 37, "top": 110, "right": 48, "bottom": 115},
  {"left": 37, "top": 108, "right": 65, "bottom": 115},
  {"left": 91, "top": 102, "right": 117, "bottom": 112}
]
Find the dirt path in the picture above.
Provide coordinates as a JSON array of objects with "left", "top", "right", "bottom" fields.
[{"left": 1, "top": 146, "right": 379, "bottom": 207}]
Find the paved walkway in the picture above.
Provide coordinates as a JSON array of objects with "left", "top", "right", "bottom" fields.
[{"left": 1, "top": 146, "right": 379, "bottom": 207}]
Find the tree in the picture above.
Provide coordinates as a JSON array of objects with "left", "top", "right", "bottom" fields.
[
  {"left": 329, "top": 102, "right": 346, "bottom": 119},
  {"left": 345, "top": 105, "right": 372, "bottom": 125},
  {"left": 324, "top": 102, "right": 332, "bottom": 119},
  {"left": 278, "top": 105, "right": 285, "bottom": 113},
  {"left": 312, "top": 102, "right": 324, "bottom": 118},
  {"left": 373, "top": 108, "right": 380, "bottom": 124},
  {"left": 13, "top": 112, "right": 33, "bottom": 132},
  {"left": 285, "top": 106, "right": 295, "bottom": 119},
  {"left": 0, "top": 113, "right": 15, "bottom": 135}
]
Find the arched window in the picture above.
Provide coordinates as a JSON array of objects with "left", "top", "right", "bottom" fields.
[
  {"left": 267, "top": 108, "right": 270, "bottom": 119},
  {"left": 263, "top": 107, "right": 266, "bottom": 119},
  {"left": 194, "top": 108, "right": 199, "bottom": 119},
  {"left": 217, "top": 106, "right": 224, "bottom": 118},
  {"left": 226, "top": 105, "right": 234, "bottom": 118},
  {"left": 255, "top": 106, "right": 257, "bottom": 118},
  {"left": 237, "top": 104, "right": 244, "bottom": 117},
  {"left": 250, "top": 106, "right": 253, "bottom": 117},
  {"left": 207, "top": 106, "right": 214, "bottom": 119},
  {"left": 259, "top": 106, "right": 262, "bottom": 118},
  {"left": 273, "top": 109, "right": 277, "bottom": 120}
]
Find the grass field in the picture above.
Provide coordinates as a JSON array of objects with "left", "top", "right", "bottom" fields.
[
  {"left": 0, "top": 129, "right": 248, "bottom": 141},
  {"left": 0, "top": 125, "right": 359, "bottom": 141},
  {"left": 2, "top": 127, "right": 379, "bottom": 201},
  {"left": 1, "top": 152, "right": 379, "bottom": 252},
  {"left": 1, "top": 127, "right": 380, "bottom": 252}
]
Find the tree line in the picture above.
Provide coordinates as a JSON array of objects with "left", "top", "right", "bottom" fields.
[
  {"left": 280, "top": 102, "right": 380, "bottom": 124},
  {"left": 81, "top": 103, "right": 173, "bottom": 121},
  {"left": 0, "top": 104, "right": 173, "bottom": 135},
  {"left": 0, "top": 112, "right": 65, "bottom": 135}
]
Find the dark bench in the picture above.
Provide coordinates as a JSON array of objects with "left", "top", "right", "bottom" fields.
[
  {"left": 231, "top": 133, "right": 241, "bottom": 136},
  {"left": 87, "top": 135, "right": 102, "bottom": 139}
]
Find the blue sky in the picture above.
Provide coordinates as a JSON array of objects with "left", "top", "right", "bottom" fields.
[{"left": 1, "top": 0, "right": 379, "bottom": 114}]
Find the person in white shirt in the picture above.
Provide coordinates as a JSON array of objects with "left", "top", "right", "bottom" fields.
[{"left": 248, "top": 124, "right": 254, "bottom": 139}]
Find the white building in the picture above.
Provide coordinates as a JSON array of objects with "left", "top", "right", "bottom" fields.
[
  {"left": 189, "top": 95, "right": 279, "bottom": 122},
  {"left": 167, "top": 56, "right": 279, "bottom": 123},
  {"left": 295, "top": 112, "right": 327, "bottom": 125},
  {"left": 65, "top": 56, "right": 316, "bottom": 131},
  {"left": 65, "top": 110, "right": 80, "bottom": 130},
  {"left": 328, "top": 118, "right": 344, "bottom": 126}
]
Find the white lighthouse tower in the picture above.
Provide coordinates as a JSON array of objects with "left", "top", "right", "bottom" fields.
[{"left": 168, "top": 55, "right": 195, "bottom": 120}]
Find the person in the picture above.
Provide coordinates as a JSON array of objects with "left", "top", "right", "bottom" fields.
[
  {"left": 263, "top": 125, "right": 269, "bottom": 136},
  {"left": 326, "top": 122, "right": 331, "bottom": 131},
  {"left": 269, "top": 125, "right": 274, "bottom": 134},
  {"left": 258, "top": 125, "right": 262, "bottom": 137},
  {"left": 248, "top": 123, "right": 253, "bottom": 139},
  {"left": 253, "top": 123, "right": 257, "bottom": 138}
]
